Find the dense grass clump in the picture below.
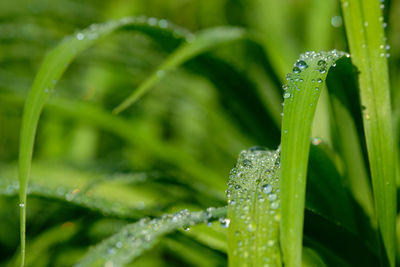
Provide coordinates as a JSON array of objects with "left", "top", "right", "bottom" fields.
[{"left": 0, "top": 0, "right": 399, "bottom": 266}]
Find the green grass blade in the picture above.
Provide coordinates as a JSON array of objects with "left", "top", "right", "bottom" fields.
[
  {"left": 113, "top": 26, "right": 247, "bottom": 114},
  {"left": 1, "top": 163, "right": 173, "bottom": 218},
  {"left": 301, "top": 248, "right": 327, "bottom": 267},
  {"left": 340, "top": 1, "right": 396, "bottom": 265},
  {"left": 17, "top": 16, "right": 195, "bottom": 266},
  {"left": 227, "top": 147, "right": 281, "bottom": 267},
  {"left": 280, "top": 50, "right": 348, "bottom": 267},
  {"left": 75, "top": 207, "right": 227, "bottom": 266},
  {"left": 326, "top": 59, "right": 375, "bottom": 221}
]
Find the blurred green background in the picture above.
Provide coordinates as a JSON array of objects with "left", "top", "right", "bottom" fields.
[{"left": 0, "top": 0, "right": 399, "bottom": 266}]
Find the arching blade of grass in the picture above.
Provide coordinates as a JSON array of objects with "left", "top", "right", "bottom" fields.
[
  {"left": 1, "top": 162, "right": 174, "bottom": 219},
  {"left": 18, "top": 17, "right": 245, "bottom": 265},
  {"left": 75, "top": 207, "right": 227, "bottom": 267},
  {"left": 340, "top": 1, "right": 396, "bottom": 265},
  {"left": 280, "top": 50, "right": 349, "bottom": 267},
  {"left": 17, "top": 16, "right": 194, "bottom": 266},
  {"left": 113, "top": 26, "right": 247, "bottom": 114}
]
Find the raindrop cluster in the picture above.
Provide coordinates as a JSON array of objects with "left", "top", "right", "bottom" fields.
[
  {"left": 227, "top": 147, "right": 281, "bottom": 265},
  {"left": 281, "top": 50, "right": 348, "bottom": 104},
  {"left": 73, "top": 16, "right": 193, "bottom": 43},
  {"left": 77, "top": 207, "right": 225, "bottom": 266}
]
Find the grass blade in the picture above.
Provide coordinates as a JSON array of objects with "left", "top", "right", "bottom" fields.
[
  {"left": 75, "top": 207, "right": 227, "bottom": 266},
  {"left": 326, "top": 59, "right": 375, "bottom": 221},
  {"left": 17, "top": 16, "right": 196, "bottom": 266},
  {"left": 340, "top": 1, "right": 396, "bottom": 265},
  {"left": 280, "top": 50, "right": 348, "bottom": 267},
  {"left": 1, "top": 163, "right": 174, "bottom": 218},
  {"left": 227, "top": 147, "right": 281, "bottom": 266},
  {"left": 113, "top": 26, "right": 248, "bottom": 114}
]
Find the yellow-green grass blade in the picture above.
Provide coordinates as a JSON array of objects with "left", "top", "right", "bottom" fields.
[
  {"left": 340, "top": 0, "right": 396, "bottom": 265},
  {"left": 75, "top": 207, "right": 227, "bottom": 266},
  {"left": 1, "top": 162, "right": 174, "bottom": 219},
  {"left": 280, "top": 50, "right": 348, "bottom": 267},
  {"left": 113, "top": 26, "right": 248, "bottom": 114},
  {"left": 227, "top": 147, "right": 281, "bottom": 267},
  {"left": 17, "top": 16, "right": 199, "bottom": 266}
]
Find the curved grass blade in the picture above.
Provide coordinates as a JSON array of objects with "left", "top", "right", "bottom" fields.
[
  {"left": 280, "top": 50, "right": 349, "bottom": 267},
  {"left": 75, "top": 207, "right": 227, "bottom": 266},
  {"left": 1, "top": 162, "right": 171, "bottom": 219},
  {"left": 17, "top": 16, "right": 205, "bottom": 265},
  {"left": 340, "top": 1, "right": 396, "bottom": 265},
  {"left": 227, "top": 147, "right": 281, "bottom": 266},
  {"left": 113, "top": 26, "right": 248, "bottom": 114}
]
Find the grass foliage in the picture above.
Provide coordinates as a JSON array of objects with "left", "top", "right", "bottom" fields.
[{"left": 0, "top": 0, "right": 399, "bottom": 266}]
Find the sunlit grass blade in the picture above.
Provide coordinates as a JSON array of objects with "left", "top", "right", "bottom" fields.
[
  {"left": 113, "top": 26, "right": 247, "bottom": 114},
  {"left": 227, "top": 147, "right": 281, "bottom": 266},
  {"left": 280, "top": 50, "right": 348, "bottom": 267},
  {"left": 75, "top": 207, "right": 227, "bottom": 266},
  {"left": 340, "top": 1, "right": 396, "bottom": 265},
  {"left": 17, "top": 16, "right": 197, "bottom": 265},
  {"left": 1, "top": 162, "right": 173, "bottom": 218}
]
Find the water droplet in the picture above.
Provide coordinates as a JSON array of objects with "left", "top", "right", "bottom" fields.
[
  {"left": 317, "top": 78, "right": 322, "bottom": 83},
  {"left": 156, "top": 70, "right": 165, "bottom": 78},
  {"left": 312, "top": 138, "right": 322, "bottom": 145},
  {"left": 76, "top": 33, "right": 84, "bottom": 40},
  {"left": 243, "top": 159, "right": 252, "bottom": 167},
  {"left": 270, "top": 201, "right": 279, "bottom": 209},
  {"left": 158, "top": 19, "right": 168, "bottom": 28},
  {"left": 268, "top": 193, "right": 277, "bottom": 201},
  {"left": 317, "top": 60, "right": 326, "bottom": 67},
  {"left": 331, "top": 16, "right": 343, "bottom": 27},
  {"left": 147, "top": 17, "right": 158, "bottom": 26},
  {"left": 262, "top": 184, "right": 272, "bottom": 194},
  {"left": 283, "top": 92, "right": 291, "bottom": 99},
  {"left": 292, "top": 67, "right": 301, "bottom": 73},
  {"left": 219, "top": 218, "right": 230, "bottom": 228},
  {"left": 296, "top": 60, "right": 308, "bottom": 70},
  {"left": 19, "top": 203, "right": 25, "bottom": 207}
]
